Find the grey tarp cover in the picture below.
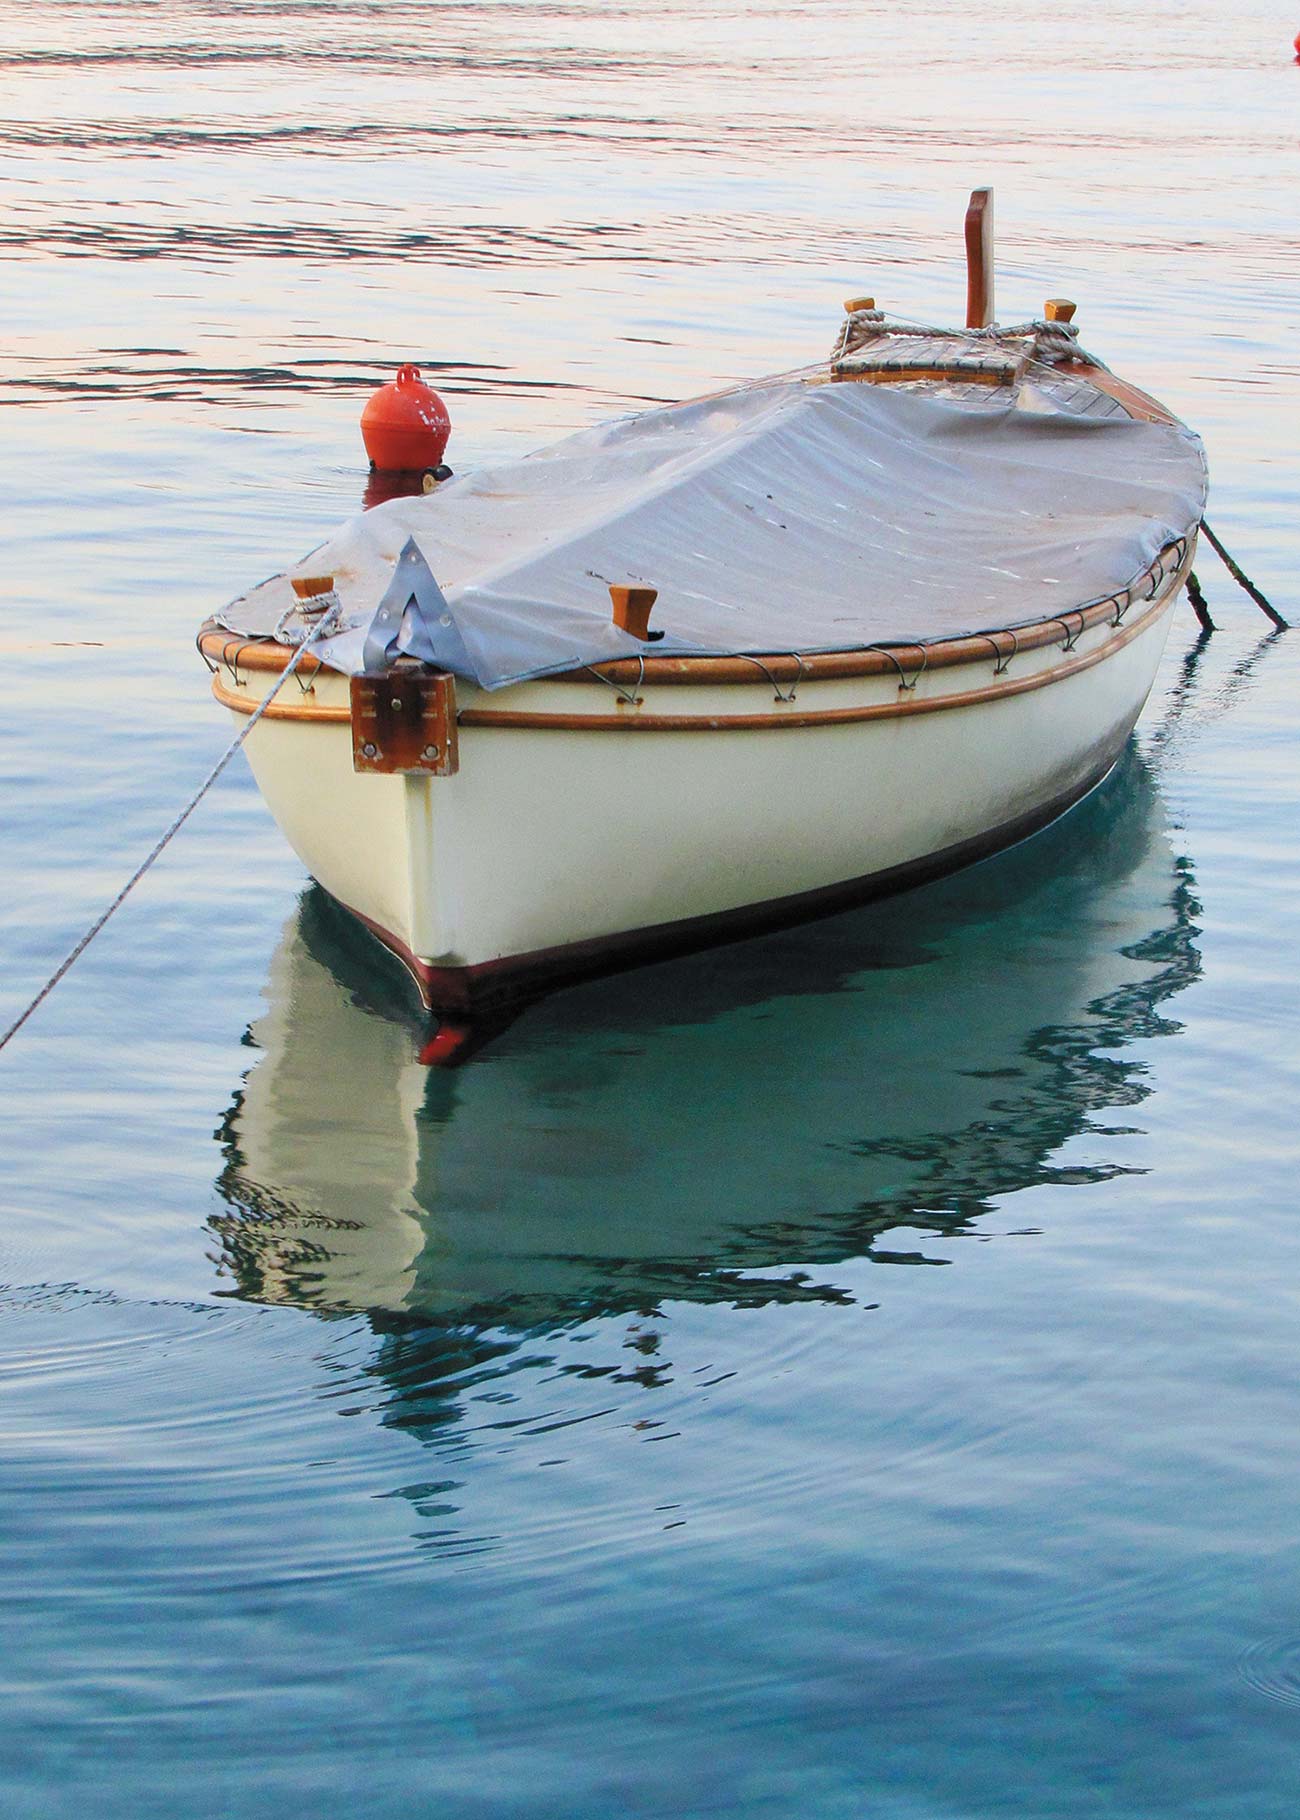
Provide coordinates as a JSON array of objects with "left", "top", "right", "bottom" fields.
[{"left": 217, "top": 373, "right": 1207, "bottom": 689}]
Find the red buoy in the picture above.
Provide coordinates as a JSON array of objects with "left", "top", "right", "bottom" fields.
[{"left": 361, "top": 364, "right": 451, "bottom": 473}]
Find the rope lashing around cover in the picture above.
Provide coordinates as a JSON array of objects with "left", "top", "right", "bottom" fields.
[
  {"left": 0, "top": 604, "right": 341, "bottom": 1057},
  {"left": 833, "top": 312, "right": 1105, "bottom": 371}
]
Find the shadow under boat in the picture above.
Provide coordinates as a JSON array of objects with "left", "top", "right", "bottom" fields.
[{"left": 208, "top": 749, "right": 1201, "bottom": 1341}]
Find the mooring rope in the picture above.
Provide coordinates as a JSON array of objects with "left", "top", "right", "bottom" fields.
[
  {"left": 1199, "top": 520, "right": 1289, "bottom": 629},
  {"left": 0, "top": 612, "right": 339, "bottom": 1056},
  {"left": 833, "top": 309, "right": 1109, "bottom": 374},
  {"left": 1185, "top": 570, "right": 1216, "bottom": 634}
]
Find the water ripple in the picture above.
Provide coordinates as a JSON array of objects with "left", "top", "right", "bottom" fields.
[
  {"left": 0, "top": 356, "right": 586, "bottom": 409},
  {"left": 1237, "top": 1636, "right": 1300, "bottom": 1708}
]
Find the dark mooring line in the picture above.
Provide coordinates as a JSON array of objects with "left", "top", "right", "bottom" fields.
[
  {"left": 1200, "top": 519, "right": 1289, "bottom": 630},
  {"left": 1185, "top": 569, "right": 1216, "bottom": 633}
]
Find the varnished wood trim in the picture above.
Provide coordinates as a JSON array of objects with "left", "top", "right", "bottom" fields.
[
  {"left": 212, "top": 580, "right": 1177, "bottom": 732},
  {"left": 456, "top": 587, "right": 1174, "bottom": 732},
  {"left": 198, "top": 535, "right": 1190, "bottom": 692},
  {"left": 199, "top": 633, "right": 331, "bottom": 678},
  {"left": 1068, "top": 363, "right": 1179, "bottom": 426},
  {"left": 839, "top": 365, "right": 1011, "bottom": 388},
  {"left": 211, "top": 672, "right": 351, "bottom": 721}
]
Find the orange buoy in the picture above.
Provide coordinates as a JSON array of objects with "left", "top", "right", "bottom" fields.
[{"left": 360, "top": 364, "right": 451, "bottom": 473}]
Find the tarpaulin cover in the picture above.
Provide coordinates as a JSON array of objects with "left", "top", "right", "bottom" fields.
[{"left": 216, "top": 373, "right": 1207, "bottom": 690}]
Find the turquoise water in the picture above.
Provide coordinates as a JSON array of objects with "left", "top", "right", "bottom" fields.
[{"left": 2, "top": 3, "right": 1299, "bottom": 1813}]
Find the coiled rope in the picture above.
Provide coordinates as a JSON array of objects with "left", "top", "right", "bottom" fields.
[{"left": 0, "top": 610, "right": 339, "bottom": 1056}]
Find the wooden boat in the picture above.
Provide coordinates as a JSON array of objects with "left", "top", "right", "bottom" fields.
[{"left": 198, "top": 193, "right": 1207, "bottom": 1023}]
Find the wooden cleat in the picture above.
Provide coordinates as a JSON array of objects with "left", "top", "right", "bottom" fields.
[
  {"left": 609, "top": 584, "right": 662, "bottom": 641},
  {"left": 291, "top": 574, "right": 335, "bottom": 600}
]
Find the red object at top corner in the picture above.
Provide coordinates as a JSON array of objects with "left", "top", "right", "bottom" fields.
[{"left": 361, "top": 363, "right": 451, "bottom": 472}]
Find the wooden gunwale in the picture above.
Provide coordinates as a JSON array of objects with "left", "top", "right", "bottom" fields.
[
  {"left": 207, "top": 563, "right": 1183, "bottom": 734},
  {"left": 200, "top": 533, "right": 1188, "bottom": 699},
  {"left": 459, "top": 586, "right": 1175, "bottom": 730}
]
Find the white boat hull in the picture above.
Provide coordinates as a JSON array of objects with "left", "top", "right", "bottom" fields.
[{"left": 212, "top": 545, "right": 1188, "bottom": 1012}]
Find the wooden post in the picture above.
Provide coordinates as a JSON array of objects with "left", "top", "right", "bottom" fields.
[
  {"left": 609, "top": 584, "right": 660, "bottom": 641},
  {"left": 964, "top": 188, "right": 995, "bottom": 329},
  {"left": 290, "top": 574, "right": 335, "bottom": 600},
  {"left": 1044, "top": 298, "right": 1077, "bottom": 323}
]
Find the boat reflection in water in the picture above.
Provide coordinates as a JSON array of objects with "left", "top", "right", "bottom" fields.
[{"left": 209, "top": 751, "right": 1200, "bottom": 1342}]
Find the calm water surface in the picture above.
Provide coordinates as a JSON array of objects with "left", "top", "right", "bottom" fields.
[{"left": 2, "top": 3, "right": 1299, "bottom": 1814}]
